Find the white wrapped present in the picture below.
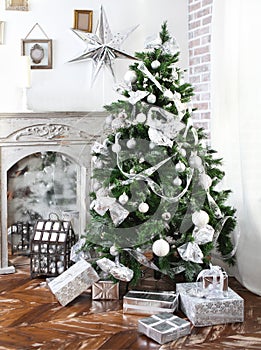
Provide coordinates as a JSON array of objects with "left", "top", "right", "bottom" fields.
[
  {"left": 48, "top": 259, "right": 99, "bottom": 306},
  {"left": 138, "top": 312, "right": 190, "bottom": 344},
  {"left": 176, "top": 282, "right": 244, "bottom": 327}
]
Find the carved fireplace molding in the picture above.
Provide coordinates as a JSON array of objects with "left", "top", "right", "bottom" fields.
[{"left": 0, "top": 111, "right": 107, "bottom": 274}]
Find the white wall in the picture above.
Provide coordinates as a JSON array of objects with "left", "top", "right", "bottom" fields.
[{"left": 0, "top": 0, "right": 188, "bottom": 112}]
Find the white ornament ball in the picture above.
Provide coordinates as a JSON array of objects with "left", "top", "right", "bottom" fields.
[
  {"left": 163, "top": 89, "right": 174, "bottom": 100},
  {"left": 124, "top": 70, "right": 137, "bottom": 84},
  {"left": 162, "top": 212, "right": 171, "bottom": 221},
  {"left": 189, "top": 155, "right": 202, "bottom": 169},
  {"left": 175, "top": 161, "right": 186, "bottom": 172},
  {"left": 138, "top": 202, "right": 149, "bottom": 213},
  {"left": 149, "top": 142, "right": 156, "bottom": 149},
  {"left": 199, "top": 173, "right": 212, "bottom": 190},
  {"left": 152, "top": 239, "right": 170, "bottom": 257},
  {"left": 119, "top": 192, "right": 129, "bottom": 205},
  {"left": 192, "top": 210, "right": 209, "bottom": 228},
  {"left": 126, "top": 138, "right": 137, "bottom": 149},
  {"left": 136, "top": 113, "right": 147, "bottom": 123},
  {"left": 179, "top": 148, "right": 186, "bottom": 157},
  {"left": 147, "top": 93, "right": 156, "bottom": 104},
  {"left": 173, "top": 176, "right": 182, "bottom": 186},
  {"left": 151, "top": 60, "right": 161, "bottom": 69},
  {"left": 111, "top": 143, "right": 121, "bottom": 153},
  {"left": 110, "top": 245, "right": 119, "bottom": 256}
]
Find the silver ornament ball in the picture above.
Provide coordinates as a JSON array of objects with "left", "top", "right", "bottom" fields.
[{"left": 162, "top": 212, "right": 171, "bottom": 221}]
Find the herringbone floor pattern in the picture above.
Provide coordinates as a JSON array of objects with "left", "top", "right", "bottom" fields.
[{"left": 0, "top": 255, "right": 260, "bottom": 350}]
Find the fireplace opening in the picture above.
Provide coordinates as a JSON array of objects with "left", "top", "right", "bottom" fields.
[{"left": 7, "top": 151, "right": 80, "bottom": 256}]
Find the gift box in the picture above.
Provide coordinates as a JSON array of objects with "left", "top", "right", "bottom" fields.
[
  {"left": 138, "top": 312, "right": 191, "bottom": 344},
  {"left": 92, "top": 280, "right": 119, "bottom": 300},
  {"left": 123, "top": 290, "right": 178, "bottom": 315},
  {"left": 203, "top": 274, "right": 228, "bottom": 293},
  {"left": 197, "top": 264, "right": 228, "bottom": 295},
  {"left": 48, "top": 259, "right": 99, "bottom": 306},
  {"left": 176, "top": 282, "right": 244, "bottom": 327}
]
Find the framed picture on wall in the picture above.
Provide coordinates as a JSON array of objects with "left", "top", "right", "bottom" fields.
[
  {"left": 73, "top": 10, "right": 93, "bottom": 32},
  {"left": 21, "top": 39, "right": 53, "bottom": 69},
  {"left": 6, "top": 0, "right": 28, "bottom": 11}
]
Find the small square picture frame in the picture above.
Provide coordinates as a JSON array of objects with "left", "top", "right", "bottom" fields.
[
  {"left": 6, "top": 0, "right": 28, "bottom": 11},
  {"left": 21, "top": 39, "right": 53, "bottom": 69},
  {"left": 73, "top": 10, "right": 93, "bottom": 32}
]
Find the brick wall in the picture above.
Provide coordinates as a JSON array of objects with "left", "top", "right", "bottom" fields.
[{"left": 188, "top": 0, "right": 213, "bottom": 141}]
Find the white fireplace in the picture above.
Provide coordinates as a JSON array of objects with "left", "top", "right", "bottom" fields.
[{"left": 0, "top": 111, "right": 106, "bottom": 273}]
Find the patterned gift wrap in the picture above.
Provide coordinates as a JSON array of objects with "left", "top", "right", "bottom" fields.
[
  {"left": 92, "top": 281, "right": 119, "bottom": 300},
  {"left": 123, "top": 290, "right": 178, "bottom": 315},
  {"left": 138, "top": 312, "right": 191, "bottom": 344},
  {"left": 176, "top": 282, "right": 244, "bottom": 327},
  {"left": 48, "top": 259, "right": 99, "bottom": 306}
]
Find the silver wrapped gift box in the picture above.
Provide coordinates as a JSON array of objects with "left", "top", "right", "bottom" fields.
[
  {"left": 176, "top": 282, "right": 244, "bottom": 327},
  {"left": 92, "top": 280, "right": 119, "bottom": 300},
  {"left": 138, "top": 312, "right": 191, "bottom": 344},
  {"left": 123, "top": 290, "right": 178, "bottom": 315},
  {"left": 48, "top": 259, "right": 99, "bottom": 306}
]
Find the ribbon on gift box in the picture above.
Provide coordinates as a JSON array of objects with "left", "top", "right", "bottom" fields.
[
  {"left": 196, "top": 263, "right": 228, "bottom": 299},
  {"left": 96, "top": 257, "right": 134, "bottom": 282}
]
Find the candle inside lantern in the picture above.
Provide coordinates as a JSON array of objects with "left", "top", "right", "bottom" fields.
[{"left": 19, "top": 55, "right": 31, "bottom": 88}]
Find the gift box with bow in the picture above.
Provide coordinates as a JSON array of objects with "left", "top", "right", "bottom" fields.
[
  {"left": 176, "top": 282, "right": 244, "bottom": 327},
  {"left": 197, "top": 264, "right": 229, "bottom": 298}
]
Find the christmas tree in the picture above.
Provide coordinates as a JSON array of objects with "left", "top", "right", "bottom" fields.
[{"left": 80, "top": 22, "right": 237, "bottom": 285}]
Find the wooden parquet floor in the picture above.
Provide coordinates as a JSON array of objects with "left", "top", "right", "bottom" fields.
[{"left": 0, "top": 255, "right": 260, "bottom": 350}]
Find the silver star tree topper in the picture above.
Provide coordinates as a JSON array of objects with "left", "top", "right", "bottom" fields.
[{"left": 69, "top": 6, "right": 139, "bottom": 85}]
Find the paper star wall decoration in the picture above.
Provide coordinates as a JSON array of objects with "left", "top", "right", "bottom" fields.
[{"left": 69, "top": 6, "right": 139, "bottom": 85}]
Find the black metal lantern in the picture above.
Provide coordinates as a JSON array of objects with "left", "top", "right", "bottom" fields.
[
  {"left": 30, "top": 214, "right": 76, "bottom": 278},
  {"left": 10, "top": 221, "right": 34, "bottom": 256}
]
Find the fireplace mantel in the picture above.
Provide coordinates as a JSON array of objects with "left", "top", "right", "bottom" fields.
[{"left": 0, "top": 111, "right": 107, "bottom": 274}]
